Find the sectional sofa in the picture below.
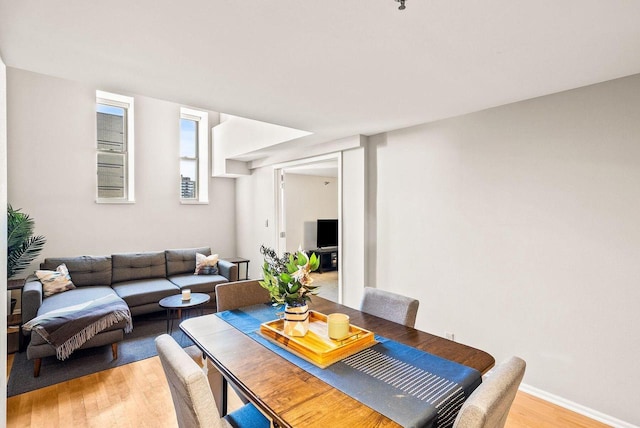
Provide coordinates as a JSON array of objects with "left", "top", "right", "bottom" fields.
[{"left": 22, "top": 246, "right": 238, "bottom": 376}]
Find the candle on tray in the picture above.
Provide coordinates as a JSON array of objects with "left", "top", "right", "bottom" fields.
[
  {"left": 327, "top": 313, "right": 350, "bottom": 339},
  {"left": 182, "top": 289, "right": 191, "bottom": 300}
]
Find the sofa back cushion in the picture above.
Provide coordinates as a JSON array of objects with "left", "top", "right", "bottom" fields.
[
  {"left": 165, "top": 247, "right": 211, "bottom": 276},
  {"left": 111, "top": 251, "right": 166, "bottom": 283},
  {"left": 40, "top": 256, "right": 112, "bottom": 287}
]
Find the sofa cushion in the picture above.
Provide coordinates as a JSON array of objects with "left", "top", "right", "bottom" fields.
[
  {"left": 111, "top": 252, "right": 166, "bottom": 284},
  {"left": 41, "top": 256, "right": 112, "bottom": 287},
  {"left": 31, "top": 286, "right": 124, "bottom": 346},
  {"left": 36, "top": 264, "right": 76, "bottom": 297},
  {"left": 111, "top": 278, "right": 179, "bottom": 308},
  {"left": 28, "top": 328, "right": 125, "bottom": 360},
  {"left": 165, "top": 247, "right": 211, "bottom": 276},
  {"left": 168, "top": 273, "right": 229, "bottom": 293}
]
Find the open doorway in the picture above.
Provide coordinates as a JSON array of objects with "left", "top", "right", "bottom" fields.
[{"left": 275, "top": 154, "right": 341, "bottom": 303}]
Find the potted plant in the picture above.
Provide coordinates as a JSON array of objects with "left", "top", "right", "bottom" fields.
[
  {"left": 7, "top": 204, "right": 46, "bottom": 280},
  {"left": 259, "top": 245, "right": 320, "bottom": 336}
]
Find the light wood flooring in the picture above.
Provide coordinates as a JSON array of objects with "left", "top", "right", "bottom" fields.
[{"left": 6, "top": 353, "right": 611, "bottom": 428}]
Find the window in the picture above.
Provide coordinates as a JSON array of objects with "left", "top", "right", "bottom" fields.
[
  {"left": 180, "top": 107, "right": 208, "bottom": 203},
  {"left": 96, "top": 91, "right": 134, "bottom": 203}
]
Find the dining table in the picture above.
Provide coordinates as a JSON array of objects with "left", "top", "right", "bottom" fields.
[{"left": 180, "top": 296, "right": 495, "bottom": 428}]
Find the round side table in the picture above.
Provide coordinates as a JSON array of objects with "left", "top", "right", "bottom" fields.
[{"left": 159, "top": 293, "right": 211, "bottom": 334}]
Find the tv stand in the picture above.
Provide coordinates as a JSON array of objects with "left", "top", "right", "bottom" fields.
[{"left": 312, "top": 247, "right": 338, "bottom": 273}]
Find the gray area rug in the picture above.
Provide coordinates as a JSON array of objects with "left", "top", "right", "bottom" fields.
[{"left": 7, "top": 310, "right": 211, "bottom": 397}]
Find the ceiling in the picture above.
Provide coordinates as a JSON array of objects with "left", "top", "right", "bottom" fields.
[
  {"left": 284, "top": 160, "right": 339, "bottom": 178},
  {"left": 2, "top": 0, "right": 640, "bottom": 146}
]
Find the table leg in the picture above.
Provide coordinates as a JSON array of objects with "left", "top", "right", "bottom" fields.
[
  {"left": 222, "top": 377, "right": 228, "bottom": 416},
  {"left": 243, "top": 261, "right": 250, "bottom": 280}
]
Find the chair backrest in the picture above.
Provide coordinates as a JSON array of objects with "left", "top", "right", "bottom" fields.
[
  {"left": 453, "top": 356, "right": 526, "bottom": 428},
  {"left": 155, "top": 334, "right": 224, "bottom": 428},
  {"left": 215, "top": 280, "right": 271, "bottom": 312},
  {"left": 360, "top": 287, "right": 419, "bottom": 328}
]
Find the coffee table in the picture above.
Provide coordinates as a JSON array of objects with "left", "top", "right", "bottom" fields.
[{"left": 159, "top": 293, "right": 211, "bottom": 334}]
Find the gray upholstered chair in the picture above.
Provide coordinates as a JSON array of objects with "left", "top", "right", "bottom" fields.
[
  {"left": 155, "top": 334, "right": 270, "bottom": 428},
  {"left": 453, "top": 356, "right": 526, "bottom": 428},
  {"left": 360, "top": 287, "right": 420, "bottom": 328},
  {"left": 214, "top": 280, "right": 271, "bottom": 411},
  {"left": 215, "top": 280, "right": 270, "bottom": 312}
]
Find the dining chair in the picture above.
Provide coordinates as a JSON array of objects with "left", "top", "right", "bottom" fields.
[
  {"left": 155, "top": 334, "right": 270, "bottom": 428},
  {"left": 360, "top": 287, "right": 420, "bottom": 328},
  {"left": 453, "top": 356, "right": 526, "bottom": 428},
  {"left": 215, "top": 279, "right": 272, "bottom": 411},
  {"left": 215, "top": 280, "right": 271, "bottom": 312}
]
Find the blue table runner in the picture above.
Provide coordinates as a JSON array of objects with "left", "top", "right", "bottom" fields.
[{"left": 217, "top": 305, "right": 481, "bottom": 428}]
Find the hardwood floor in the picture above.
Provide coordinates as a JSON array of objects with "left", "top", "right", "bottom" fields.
[
  {"left": 7, "top": 354, "right": 174, "bottom": 428},
  {"left": 6, "top": 354, "right": 611, "bottom": 428},
  {"left": 507, "top": 391, "right": 610, "bottom": 428}
]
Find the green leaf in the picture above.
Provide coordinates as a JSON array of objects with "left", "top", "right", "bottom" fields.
[
  {"left": 7, "top": 204, "right": 46, "bottom": 278},
  {"left": 296, "top": 251, "right": 308, "bottom": 266},
  {"left": 309, "top": 253, "right": 320, "bottom": 271},
  {"left": 280, "top": 272, "right": 292, "bottom": 284}
]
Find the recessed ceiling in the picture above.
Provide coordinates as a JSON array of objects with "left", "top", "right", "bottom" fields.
[
  {"left": 284, "top": 160, "right": 338, "bottom": 178},
  {"left": 1, "top": 0, "right": 640, "bottom": 145}
]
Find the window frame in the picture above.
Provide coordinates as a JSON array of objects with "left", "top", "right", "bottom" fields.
[
  {"left": 180, "top": 107, "right": 209, "bottom": 204},
  {"left": 96, "top": 90, "right": 135, "bottom": 204}
]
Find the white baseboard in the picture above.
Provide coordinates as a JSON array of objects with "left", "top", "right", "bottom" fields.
[{"left": 519, "top": 383, "right": 638, "bottom": 428}]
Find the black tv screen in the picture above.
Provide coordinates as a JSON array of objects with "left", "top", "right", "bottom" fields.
[{"left": 317, "top": 219, "right": 338, "bottom": 248}]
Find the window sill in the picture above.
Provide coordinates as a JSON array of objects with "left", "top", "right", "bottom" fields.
[
  {"left": 180, "top": 200, "right": 209, "bottom": 205},
  {"left": 96, "top": 199, "right": 136, "bottom": 204}
]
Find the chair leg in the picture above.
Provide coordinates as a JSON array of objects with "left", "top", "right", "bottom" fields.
[
  {"left": 112, "top": 343, "right": 118, "bottom": 360},
  {"left": 34, "top": 358, "right": 42, "bottom": 377}
]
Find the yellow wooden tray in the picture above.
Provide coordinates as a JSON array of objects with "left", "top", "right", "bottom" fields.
[{"left": 258, "top": 310, "right": 377, "bottom": 368}]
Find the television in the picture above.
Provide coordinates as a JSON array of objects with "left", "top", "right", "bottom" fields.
[{"left": 316, "top": 219, "right": 338, "bottom": 248}]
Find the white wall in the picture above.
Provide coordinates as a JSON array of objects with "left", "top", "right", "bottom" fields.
[
  {"left": 1, "top": 54, "right": 9, "bottom": 424},
  {"left": 7, "top": 68, "right": 237, "bottom": 263},
  {"left": 284, "top": 173, "right": 338, "bottom": 252},
  {"left": 370, "top": 74, "right": 640, "bottom": 425},
  {"left": 341, "top": 148, "right": 367, "bottom": 308},
  {"left": 235, "top": 167, "right": 277, "bottom": 279}
]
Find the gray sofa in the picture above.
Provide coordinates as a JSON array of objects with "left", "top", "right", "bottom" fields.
[{"left": 22, "top": 246, "right": 238, "bottom": 376}]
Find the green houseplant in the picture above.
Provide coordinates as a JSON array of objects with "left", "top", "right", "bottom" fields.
[
  {"left": 259, "top": 245, "right": 320, "bottom": 336},
  {"left": 259, "top": 245, "right": 320, "bottom": 306},
  {"left": 7, "top": 204, "right": 46, "bottom": 279}
]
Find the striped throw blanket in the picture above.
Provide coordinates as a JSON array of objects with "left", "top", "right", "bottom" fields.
[{"left": 23, "top": 294, "right": 133, "bottom": 360}]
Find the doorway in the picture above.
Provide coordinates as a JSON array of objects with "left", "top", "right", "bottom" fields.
[{"left": 274, "top": 154, "right": 342, "bottom": 303}]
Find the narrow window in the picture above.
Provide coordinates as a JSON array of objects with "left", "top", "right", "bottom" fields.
[
  {"left": 180, "top": 107, "right": 208, "bottom": 203},
  {"left": 96, "top": 91, "right": 134, "bottom": 203}
]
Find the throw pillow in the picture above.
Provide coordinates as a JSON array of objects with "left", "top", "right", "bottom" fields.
[
  {"left": 36, "top": 263, "right": 76, "bottom": 297},
  {"left": 194, "top": 253, "right": 219, "bottom": 275},
  {"left": 199, "top": 265, "right": 219, "bottom": 275}
]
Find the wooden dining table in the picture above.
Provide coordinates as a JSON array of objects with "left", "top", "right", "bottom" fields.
[{"left": 180, "top": 297, "right": 495, "bottom": 428}]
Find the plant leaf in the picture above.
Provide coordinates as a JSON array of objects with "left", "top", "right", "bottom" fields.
[
  {"left": 296, "top": 251, "right": 308, "bottom": 266},
  {"left": 309, "top": 253, "right": 320, "bottom": 271}
]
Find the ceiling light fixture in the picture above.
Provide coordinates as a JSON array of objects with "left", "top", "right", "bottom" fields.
[{"left": 395, "top": 0, "right": 407, "bottom": 10}]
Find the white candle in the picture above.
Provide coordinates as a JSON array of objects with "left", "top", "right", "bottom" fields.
[{"left": 182, "top": 289, "right": 191, "bottom": 300}]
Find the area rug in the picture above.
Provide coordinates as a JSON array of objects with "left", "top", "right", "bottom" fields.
[{"left": 7, "top": 310, "right": 212, "bottom": 397}]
